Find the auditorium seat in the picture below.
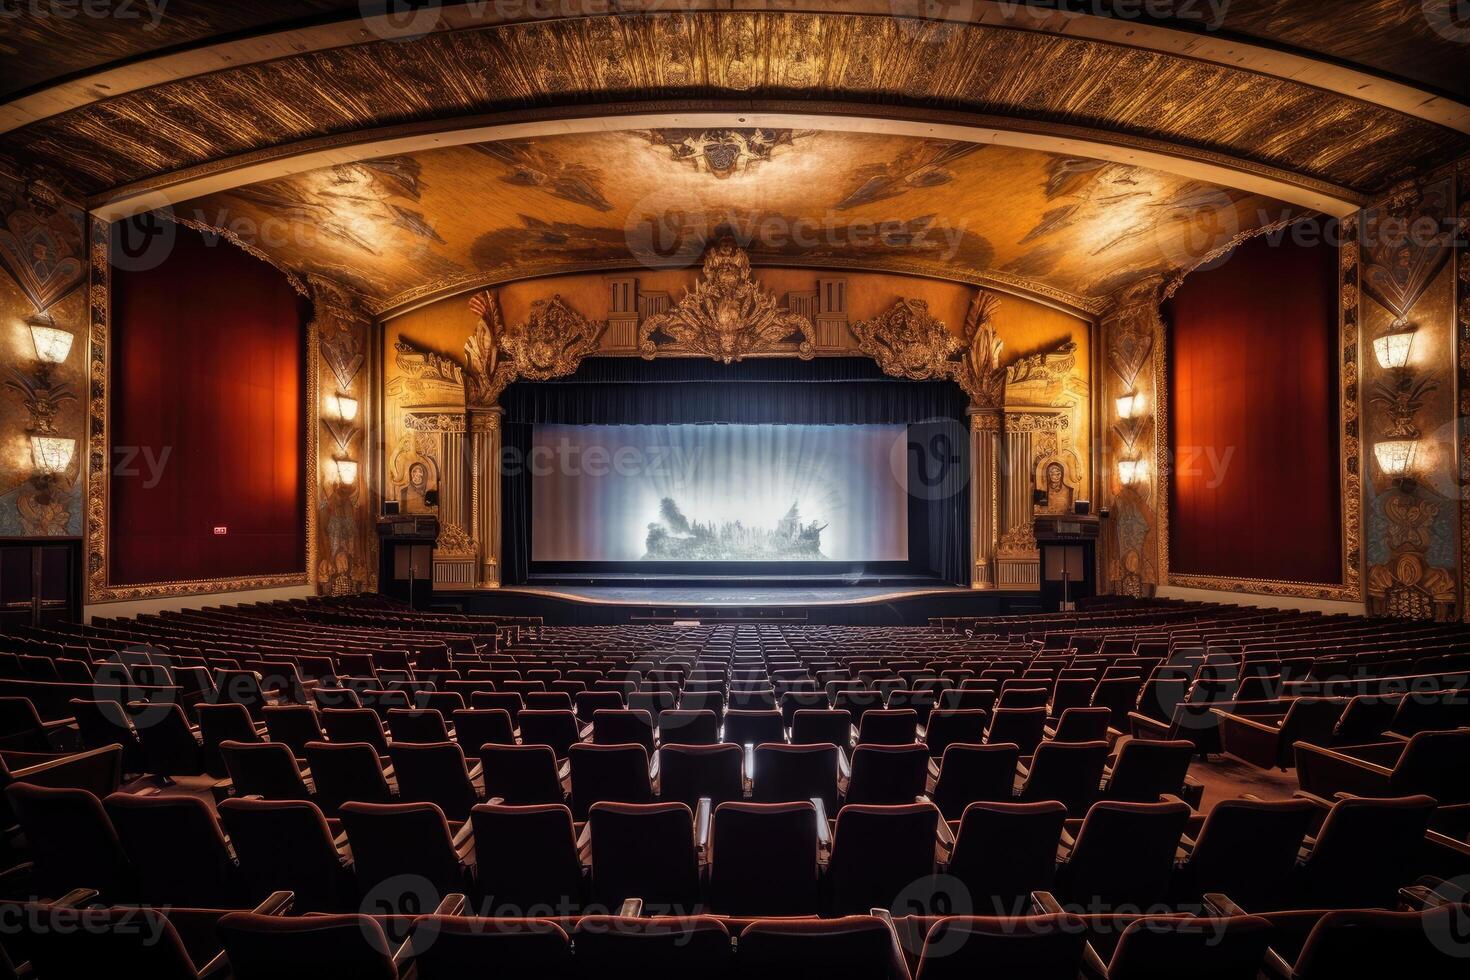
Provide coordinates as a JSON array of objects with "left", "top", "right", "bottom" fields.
[
  {"left": 1101, "top": 738, "right": 1200, "bottom": 805},
  {"left": 0, "top": 697, "right": 60, "bottom": 753},
  {"left": 520, "top": 709, "right": 586, "bottom": 760},
  {"left": 659, "top": 708, "right": 720, "bottom": 746},
  {"left": 130, "top": 701, "right": 207, "bottom": 776},
  {"left": 930, "top": 742, "right": 1019, "bottom": 820},
  {"left": 1171, "top": 798, "right": 1315, "bottom": 909},
  {"left": 1096, "top": 913, "right": 1275, "bottom": 980},
  {"left": 469, "top": 691, "right": 524, "bottom": 725},
  {"left": 844, "top": 743, "right": 928, "bottom": 806},
  {"left": 220, "top": 740, "right": 315, "bottom": 802},
  {"left": 858, "top": 709, "right": 920, "bottom": 746},
  {"left": 587, "top": 801, "right": 703, "bottom": 912},
  {"left": 388, "top": 741, "right": 481, "bottom": 822},
  {"left": 592, "top": 708, "right": 657, "bottom": 756},
  {"left": 385, "top": 707, "right": 450, "bottom": 744},
  {"left": 658, "top": 742, "right": 743, "bottom": 807},
  {"left": 1215, "top": 697, "right": 1347, "bottom": 771},
  {"left": 1015, "top": 739, "right": 1109, "bottom": 816},
  {"left": 790, "top": 708, "right": 853, "bottom": 748},
  {"left": 709, "top": 801, "right": 821, "bottom": 915},
  {"left": 753, "top": 742, "right": 841, "bottom": 810},
  {"left": 572, "top": 915, "right": 733, "bottom": 976},
  {"left": 1291, "top": 794, "right": 1436, "bottom": 909},
  {"left": 5, "top": 783, "right": 135, "bottom": 902},
  {"left": 736, "top": 916, "right": 910, "bottom": 980},
  {"left": 1295, "top": 729, "right": 1470, "bottom": 804},
  {"left": 68, "top": 699, "right": 144, "bottom": 773},
  {"left": 470, "top": 802, "right": 585, "bottom": 914},
  {"left": 300, "top": 729, "right": 382, "bottom": 794},
  {"left": 1053, "top": 800, "right": 1191, "bottom": 910},
  {"left": 724, "top": 709, "right": 786, "bottom": 747},
  {"left": 568, "top": 742, "right": 653, "bottom": 820},
  {"left": 218, "top": 911, "right": 406, "bottom": 980},
  {"left": 1046, "top": 706, "right": 1113, "bottom": 744},
  {"left": 262, "top": 704, "right": 324, "bottom": 759},
  {"left": 321, "top": 707, "right": 392, "bottom": 756},
  {"left": 480, "top": 743, "right": 567, "bottom": 806},
  {"left": 911, "top": 914, "right": 1088, "bottom": 980},
  {"left": 338, "top": 801, "right": 474, "bottom": 911},
  {"left": 450, "top": 707, "right": 515, "bottom": 756},
  {"left": 217, "top": 798, "right": 357, "bottom": 912},
  {"left": 104, "top": 793, "right": 246, "bottom": 908},
  {"left": 825, "top": 802, "right": 940, "bottom": 915},
  {"left": 1260, "top": 906, "right": 1469, "bottom": 978},
  {"left": 921, "top": 708, "right": 986, "bottom": 759},
  {"left": 985, "top": 707, "right": 1048, "bottom": 756},
  {"left": 942, "top": 800, "right": 1066, "bottom": 913}
]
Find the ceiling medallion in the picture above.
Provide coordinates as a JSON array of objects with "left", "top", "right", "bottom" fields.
[
  {"left": 639, "top": 238, "right": 814, "bottom": 363},
  {"left": 645, "top": 128, "right": 805, "bottom": 179}
]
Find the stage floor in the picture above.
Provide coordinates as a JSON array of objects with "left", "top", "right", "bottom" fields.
[{"left": 500, "top": 584, "right": 970, "bottom": 607}]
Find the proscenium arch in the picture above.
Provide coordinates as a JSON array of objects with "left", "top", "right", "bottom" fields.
[{"left": 90, "top": 102, "right": 1364, "bottom": 224}]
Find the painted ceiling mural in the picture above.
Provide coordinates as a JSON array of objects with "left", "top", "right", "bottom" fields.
[{"left": 176, "top": 129, "right": 1296, "bottom": 314}]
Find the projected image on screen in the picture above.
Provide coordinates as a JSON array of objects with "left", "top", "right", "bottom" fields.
[{"left": 531, "top": 424, "right": 908, "bottom": 563}]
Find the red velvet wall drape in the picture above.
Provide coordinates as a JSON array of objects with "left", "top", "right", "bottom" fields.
[
  {"left": 109, "top": 225, "right": 310, "bottom": 586},
  {"left": 1165, "top": 232, "right": 1340, "bottom": 585}
]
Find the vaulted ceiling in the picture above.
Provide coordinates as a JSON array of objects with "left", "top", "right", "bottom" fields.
[{"left": 2, "top": 1, "right": 1465, "bottom": 314}]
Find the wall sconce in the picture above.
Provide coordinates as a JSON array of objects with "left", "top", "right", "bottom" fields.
[
  {"left": 332, "top": 458, "right": 359, "bottom": 485},
  {"left": 1115, "top": 391, "right": 1145, "bottom": 419},
  {"left": 1117, "top": 459, "right": 1146, "bottom": 486},
  {"left": 1372, "top": 323, "right": 1416, "bottom": 370},
  {"left": 26, "top": 314, "right": 73, "bottom": 366},
  {"left": 331, "top": 393, "right": 359, "bottom": 421},
  {"left": 1374, "top": 440, "right": 1418, "bottom": 487},
  {"left": 30, "top": 435, "right": 75, "bottom": 476}
]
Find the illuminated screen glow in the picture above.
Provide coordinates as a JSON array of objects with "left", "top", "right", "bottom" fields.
[{"left": 531, "top": 423, "right": 909, "bottom": 562}]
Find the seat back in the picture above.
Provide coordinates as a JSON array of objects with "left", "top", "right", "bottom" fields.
[
  {"left": 519, "top": 709, "right": 582, "bottom": 759},
  {"left": 913, "top": 914, "right": 1087, "bottom": 980},
  {"left": 217, "top": 913, "right": 399, "bottom": 980},
  {"left": 303, "top": 740, "right": 391, "bottom": 816},
  {"left": 709, "top": 802, "right": 819, "bottom": 915},
  {"left": 221, "top": 740, "right": 311, "bottom": 801},
  {"left": 470, "top": 803, "right": 584, "bottom": 914},
  {"left": 588, "top": 801, "right": 700, "bottom": 912},
  {"left": 1290, "top": 907, "right": 1468, "bottom": 979},
  {"left": 1107, "top": 915, "right": 1274, "bottom": 980},
  {"left": 933, "top": 742, "right": 1020, "bottom": 821},
  {"left": 592, "top": 708, "right": 656, "bottom": 757},
  {"left": 658, "top": 742, "right": 744, "bottom": 807},
  {"left": 790, "top": 709, "right": 852, "bottom": 749},
  {"left": 452, "top": 708, "right": 516, "bottom": 755},
  {"left": 573, "top": 916, "right": 732, "bottom": 976},
  {"left": 320, "top": 708, "right": 390, "bottom": 755},
  {"left": 858, "top": 709, "right": 919, "bottom": 746},
  {"left": 408, "top": 916, "right": 574, "bottom": 980},
  {"left": 1105, "top": 738, "right": 1195, "bottom": 803},
  {"left": 389, "top": 741, "right": 479, "bottom": 822},
  {"left": 923, "top": 709, "right": 987, "bottom": 759},
  {"left": 846, "top": 743, "right": 929, "bottom": 806},
  {"left": 827, "top": 802, "right": 938, "bottom": 915},
  {"left": 1050, "top": 707, "right": 1112, "bottom": 743},
  {"left": 338, "top": 801, "right": 466, "bottom": 909},
  {"left": 568, "top": 742, "right": 652, "bottom": 820},
  {"left": 1058, "top": 800, "right": 1191, "bottom": 909},
  {"left": 24, "top": 905, "right": 202, "bottom": 980},
  {"left": 1177, "top": 798, "right": 1315, "bottom": 908},
  {"left": 986, "top": 707, "right": 1047, "bottom": 755},
  {"left": 723, "top": 709, "right": 786, "bottom": 747},
  {"left": 262, "top": 705, "right": 324, "bottom": 758},
  {"left": 659, "top": 709, "right": 720, "bottom": 746},
  {"left": 1018, "top": 739, "right": 1108, "bottom": 815},
  {"left": 218, "top": 798, "right": 356, "bottom": 912},
  {"left": 1391, "top": 729, "right": 1470, "bottom": 803},
  {"left": 6, "top": 783, "right": 134, "bottom": 901},
  {"left": 947, "top": 801, "right": 1067, "bottom": 913},
  {"left": 737, "top": 917, "right": 907, "bottom": 980},
  {"left": 104, "top": 792, "right": 244, "bottom": 908},
  {"left": 753, "top": 743, "right": 840, "bottom": 811},
  {"left": 480, "top": 743, "right": 565, "bottom": 805},
  {"left": 385, "top": 708, "right": 450, "bottom": 744},
  {"left": 1300, "top": 794, "right": 1437, "bottom": 908}
]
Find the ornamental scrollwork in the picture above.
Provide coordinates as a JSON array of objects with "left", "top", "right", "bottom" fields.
[{"left": 639, "top": 237, "right": 813, "bottom": 363}]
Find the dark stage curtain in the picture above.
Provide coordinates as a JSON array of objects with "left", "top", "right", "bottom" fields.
[
  {"left": 500, "top": 358, "right": 971, "bottom": 585},
  {"left": 1166, "top": 230, "right": 1340, "bottom": 585},
  {"left": 109, "top": 223, "right": 310, "bottom": 586}
]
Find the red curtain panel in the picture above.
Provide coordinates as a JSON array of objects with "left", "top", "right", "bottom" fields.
[
  {"left": 1165, "top": 231, "right": 1340, "bottom": 585},
  {"left": 109, "top": 224, "right": 310, "bottom": 586}
]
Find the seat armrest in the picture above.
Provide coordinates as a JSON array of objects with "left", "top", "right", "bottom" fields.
[
  {"left": 618, "top": 898, "right": 644, "bottom": 917},
  {"left": 451, "top": 820, "right": 474, "bottom": 851},
  {"left": 558, "top": 759, "right": 572, "bottom": 782},
  {"left": 579, "top": 722, "right": 594, "bottom": 740},
  {"left": 431, "top": 893, "right": 466, "bottom": 916},
  {"left": 648, "top": 754, "right": 659, "bottom": 783},
  {"left": 1030, "top": 890, "right": 1064, "bottom": 914},
  {"left": 926, "top": 757, "right": 940, "bottom": 781},
  {"left": 868, "top": 908, "right": 909, "bottom": 980},
  {"left": 811, "top": 797, "right": 832, "bottom": 849},
  {"left": 1294, "top": 741, "right": 1394, "bottom": 799},
  {"left": 52, "top": 888, "right": 100, "bottom": 909},
  {"left": 695, "top": 797, "right": 712, "bottom": 856},
  {"left": 1203, "top": 893, "right": 1248, "bottom": 916},
  {"left": 921, "top": 799, "right": 955, "bottom": 850},
  {"left": 251, "top": 891, "right": 294, "bottom": 916},
  {"left": 1290, "top": 789, "right": 1336, "bottom": 812},
  {"left": 467, "top": 761, "right": 483, "bottom": 781}
]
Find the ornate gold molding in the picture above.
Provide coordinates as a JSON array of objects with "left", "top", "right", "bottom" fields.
[
  {"left": 850, "top": 297, "right": 962, "bottom": 384},
  {"left": 508, "top": 295, "right": 608, "bottom": 379},
  {"left": 639, "top": 238, "right": 812, "bottom": 363}
]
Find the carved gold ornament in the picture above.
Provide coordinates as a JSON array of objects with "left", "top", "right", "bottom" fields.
[
  {"left": 850, "top": 297, "right": 963, "bottom": 383},
  {"left": 958, "top": 291, "right": 1007, "bottom": 409},
  {"left": 461, "top": 290, "right": 607, "bottom": 407},
  {"left": 465, "top": 289, "right": 513, "bottom": 409},
  {"left": 640, "top": 238, "right": 813, "bottom": 363}
]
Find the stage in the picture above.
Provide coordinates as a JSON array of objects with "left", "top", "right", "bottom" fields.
[{"left": 428, "top": 581, "right": 1042, "bottom": 626}]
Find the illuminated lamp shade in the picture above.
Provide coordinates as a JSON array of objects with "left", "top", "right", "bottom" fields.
[
  {"left": 1115, "top": 391, "right": 1144, "bottom": 419},
  {"left": 332, "top": 458, "right": 359, "bottom": 485},
  {"left": 28, "top": 318, "right": 74, "bottom": 364},
  {"left": 30, "top": 436, "right": 75, "bottom": 475},
  {"left": 1117, "top": 459, "right": 1146, "bottom": 485},
  {"left": 1372, "top": 330, "right": 1415, "bottom": 370},
  {"left": 1373, "top": 441, "right": 1417, "bottom": 479},
  {"left": 331, "top": 393, "right": 359, "bottom": 421}
]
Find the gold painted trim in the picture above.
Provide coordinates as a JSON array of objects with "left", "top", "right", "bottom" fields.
[
  {"left": 4, "top": 2, "right": 1466, "bottom": 139},
  {"left": 1155, "top": 220, "right": 1363, "bottom": 602},
  {"left": 83, "top": 218, "right": 318, "bottom": 605},
  {"left": 88, "top": 102, "right": 1364, "bottom": 222}
]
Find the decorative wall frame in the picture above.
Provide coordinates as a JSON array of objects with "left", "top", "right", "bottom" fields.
[{"left": 84, "top": 216, "right": 318, "bottom": 604}]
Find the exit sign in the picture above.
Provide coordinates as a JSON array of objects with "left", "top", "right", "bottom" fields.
[{"left": 213, "top": 526, "right": 228, "bottom": 535}]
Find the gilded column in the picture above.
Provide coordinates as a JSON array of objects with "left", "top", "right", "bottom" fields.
[
  {"left": 470, "top": 408, "right": 503, "bottom": 588},
  {"left": 970, "top": 409, "right": 1001, "bottom": 589},
  {"left": 440, "top": 421, "right": 469, "bottom": 535}
]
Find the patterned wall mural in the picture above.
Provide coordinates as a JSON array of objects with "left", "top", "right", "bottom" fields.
[{"left": 0, "top": 167, "right": 86, "bottom": 539}]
